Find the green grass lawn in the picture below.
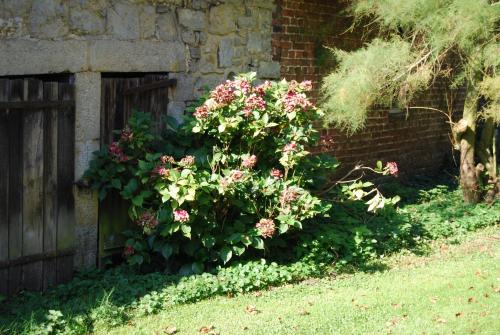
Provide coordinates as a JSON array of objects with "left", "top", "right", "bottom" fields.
[{"left": 108, "top": 226, "right": 500, "bottom": 335}]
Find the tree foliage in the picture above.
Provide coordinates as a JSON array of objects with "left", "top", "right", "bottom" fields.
[{"left": 322, "top": 0, "right": 499, "bottom": 130}]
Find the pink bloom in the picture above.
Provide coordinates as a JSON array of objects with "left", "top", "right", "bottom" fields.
[
  {"left": 160, "top": 155, "right": 175, "bottom": 164},
  {"left": 211, "top": 83, "right": 235, "bottom": 105},
  {"left": 193, "top": 105, "right": 210, "bottom": 119},
  {"left": 120, "top": 128, "right": 134, "bottom": 142},
  {"left": 270, "top": 168, "right": 283, "bottom": 179},
  {"left": 256, "top": 218, "right": 276, "bottom": 238},
  {"left": 230, "top": 169, "right": 244, "bottom": 181},
  {"left": 299, "top": 80, "right": 313, "bottom": 91},
  {"left": 255, "top": 80, "right": 272, "bottom": 96},
  {"left": 220, "top": 177, "right": 231, "bottom": 188},
  {"left": 137, "top": 212, "right": 159, "bottom": 230},
  {"left": 283, "top": 142, "right": 297, "bottom": 153},
  {"left": 282, "top": 90, "right": 313, "bottom": 113},
  {"left": 152, "top": 165, "right": 170, "bottom": 177},
  {"left": 280, "top": 187, "right": 299, "bottom": 204},
  {"left": 180, "top": 155, "right": 195, "bottom": 166},
  {"left": 288, "top": 80, "right": 299, "bottom": 91},
  {"left": 123, "top": 245, "right": 135, "bottom": 257},
  {"left": 173, "top": 209, "right": 190, "bottom": 223},
  {"left": 109, "top": 142, "right": 129, "bottom": 162},
  {"left": 231, "top": 78, "right": 252, "bottom": 94},
  {"left": 386, "top": 162, "right": 399, "bottom": 176},
  {"left": 243, "top": 94, "right": 266, "bottom": 116},
  {"left": 242, "top": 155, "right": 258, "bottom": 169}
]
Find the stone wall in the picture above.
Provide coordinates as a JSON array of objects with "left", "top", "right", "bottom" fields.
[
  {"left": 0, "top": 0, "right": 279, "bottom": 268},
  {"left": 272, "top": 0, "right": 462, "bottom": 176}
]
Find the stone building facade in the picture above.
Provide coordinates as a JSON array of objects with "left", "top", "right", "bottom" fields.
[{"left": 0, "top": 0, "right": 456, "bottom": 269}]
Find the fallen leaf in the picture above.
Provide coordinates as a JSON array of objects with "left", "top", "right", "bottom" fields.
[
  {"left": 199, "top": 325, "right": 216, "bottom": 334},
  {"left": 298, "top": 310, "right": 310, "bottom": 316},
  {"left": 455, "top": 312, "right": 463, "bottom": 318},
  {"left": 493, "top": 286, "right": 500, "bottom": 293},
  {"left": 164, "top": 326, "right": 177, "bottom": 334},
  {"left": 436, "top": 318, "right": 447, "bottom": 324},
  {"left": 308, "top": 301, "right": 314, "bottom": 306},
  {"left": 484, "top": 293, "right": 489, "bottom": 298},
  {"left": 429, "top": 297, "right": 438, "bottom": 304},
  {"left": 391, "top": 303, "right": 402, "bottom": 309},
  {"left": 468, "top": 297, "right": 476, "bottom": 303},
  {"left": 245, "top": 305, "right": 260, "bottom": 315},
  {"left": 254, "top": 291, "right": 262, "bottom": 297},
  {"left": 242, "top": 326, "right": 248, "bottom": 331},
  {"left": 469, "top": 286, "right": 475, "bottom": 290},
  {"left": 479, "top": 311, "right": 487, "bottom": 317},
  {"left": 475, "top": 270, "right": 486, "bottom": 279}
]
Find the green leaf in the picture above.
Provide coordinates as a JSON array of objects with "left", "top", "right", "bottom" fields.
[
  {"left": 161, "top": 244, "right": 173, "bottom": 259},
  {"left": 232, "top": 245, "right": 245, "bottom": 256},
  {"left": 279, "top": 223, "right": 289, "bottom": 234},
  {"left": 201, "top": 236, "right": 216, "bottom": 248},
  {"left": 220, "top": 247, "right": 232, "bottom": 264},
  {"left": 376, "top": 160, "right": 383, "bottom": 170},
  {"left": 252, "top": 237, "right": 264, "bottom": 249},
  {"left": 111, "top": 179, "right": 121, "bottom": 190},
  {"left": 181, "top": 225, "right": 192, "bottom": 238},
  {"left": 191, "top": 262, "right": 204, "bottom": 274},
  {"left": 192, "top": 126, "right": 201, "bottom": 133}
]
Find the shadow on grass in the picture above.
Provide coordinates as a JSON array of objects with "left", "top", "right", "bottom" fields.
[{"left": 2, "top": 176, "right": 499, "bottom": 334}]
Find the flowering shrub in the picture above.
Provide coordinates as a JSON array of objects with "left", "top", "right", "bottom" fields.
[{"left": 85, "top": 73, "right": 395, "bottom": 272}]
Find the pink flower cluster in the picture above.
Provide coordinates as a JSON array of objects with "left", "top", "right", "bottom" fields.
[
  {"left": 242, "top": 155, "right": 258, "bottom": 169},
  {"left": 120, "top": 128, "right": 134, "bottom": 142},
  {"left": 180, "top": 155, "right": 195, "bottom": 166},
  {"left": 256, "top": 218, "right": 276, "bottom": 238},
  {"left": 193, "top": 105, "right": 210, "bottom": 119},
  {"left": 255, "top": 80, "right": 272, "bottom": 96},
  {"left": 299, "top": 80, "right": 313, "bottom": 91},
  {"left": 152, "top": 165, "right": 170, "bottom": 177},
  {"left": 386, "top": 162, "right": 399, "bottom": 176},
  {"left": 243, "top": 94, "right": 266, "bottom": 117},
  {"left": 160, "top": 155, "right": 175, "bottom": 164},
  {"left": 123, "top": 245, "right": 135, "bottom": 257},
  {"left": 282, "top": 90, "right": 313, "bottom": 113},
  {"left": 283, "top": 142, "right": 297, "bottom": 153},
  {"left": 270, "top": 168, "right": 283, "bottom": 179},
  {"left": 231, "top": 78, "right": 252, "bottom": 94},
  {"left": 173, "top": 209, "right": 190, "bottom": 223},
  {"left": 230, "top": 169, "right": 244, "bottom": 181},
  {"left": 137, "top": 211, "right": 159, "bottom": 230},
  {"left": 109, "top": 142, "right": 129, "bottom": 162},
  {"left": 211, "top": 83, "right": 235, "bottom": 105},
  {"left": 280, "top": 187, "right": 298, "bottom": 204}
]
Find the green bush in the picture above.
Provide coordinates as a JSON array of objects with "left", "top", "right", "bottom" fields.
[{"left": 84, "top": 73, "right": 396, "bottom": 272}]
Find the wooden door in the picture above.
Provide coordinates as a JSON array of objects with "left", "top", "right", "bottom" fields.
[
  {"left": 0, "top": 76, "right": 75, "bottom": 297},
  {"left": 99, "top": 73, "right": 176, "bottom": 264}
]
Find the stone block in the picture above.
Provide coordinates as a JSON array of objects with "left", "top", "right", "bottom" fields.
[
  {"left": 0, "top": 40, "right": 89, "bottom": 75},
  {"left": 157, "top": 11, "right": 178, "bottom": 41},
  {"left": 209, "top": 4, "right": 240, "bottom": 35},
  {"left": 140, "top": 5, "right": 157, "bottom": 39},
  {"left": 75, "top": 72, "right": 101, "bottom": 144},
  {"left": 218, "top": 38, "right": 234, "bottom": 68},
  {"left": 168, "top": 101, "right": 186, "bottom": 123},
  {"left": 30, "top": 0, "right": 69, "bottom": 39},
  {"left": 69, "top": 9, "right": 105, "bottom": 35},
  {"left": 178, "top": 8, "right": 206, "bottom": 31},
  {"left": 247, "top": 33, "right": 262, "bottom": 53},
  {"left": 181, "top": 29, "right": 197, "bottom": 45},
  {"left": 107, "top": 2, "right": 140, "bottom": 40},
  {"left": 89, "top": 40, "right": 186, "bottom": 72},
  {"left": 169, "top": 73, "right": 196, "bottom": 101},
  {"left": 258, "top": 61, "right": 281, "bottom": 79}
]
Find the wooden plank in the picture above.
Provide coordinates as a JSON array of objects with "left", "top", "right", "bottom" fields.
[
  {"left": 0, "top": 79, "right": 9, "bottom": 296},
  {"left": 0, "top": 100, "right": 74, "bottom": 110},
  {"left": 22, "top": 79, "right": 44, "bottom": 292},
  {"left": 123, "top": 78, "right": 176, "bottom": 96},
  {"left": 7, "top": 79, "right": 23, "bottom": 296},
  {"left": 42, "top": 82, "right": 58, "bottom": 290},
  {"left": 0, "top": 248, "right": 75, "bottom": 269},
  {"left": 56, "top": 83, "right": 75, "bottom": 284}
]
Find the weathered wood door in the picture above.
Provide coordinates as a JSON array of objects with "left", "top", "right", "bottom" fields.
[
  {"left": 0, "top": 76, "right": 75, "bottom": 297},
  {"left": 99, "top": 73, "right": 175, "bottom": 264}
]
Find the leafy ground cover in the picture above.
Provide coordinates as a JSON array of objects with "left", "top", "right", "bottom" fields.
[
  {"left": 108, "top": 225, "right": 500, "bottom": 335},
  {"left": 1, "top": 182, "right": 499, "bottom": 334}
]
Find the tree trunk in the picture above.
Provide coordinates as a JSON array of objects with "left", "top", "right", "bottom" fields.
[{"left": 459, "top": 107, "right": 481, "bottom": 203}]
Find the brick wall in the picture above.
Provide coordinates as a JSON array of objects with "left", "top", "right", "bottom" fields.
[{"left": 272, "top": 0, "right": 463, "bottom": 176}]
